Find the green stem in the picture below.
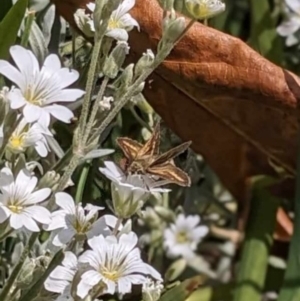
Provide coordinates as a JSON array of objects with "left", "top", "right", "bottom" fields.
[
  {"left": 75, "top": 161, "right": 91, "bottom": 203},
  {"left": 233, "top": 177, "right": 279, "bottom": 301},
  {"left": 130, "top": 106, "right": 152, "bottom": 132},
  {"left": 18, "top": 250, "right": 64, "bottom": 301},
  {"left": 278, "top": 130, "right": 300, "bottom": 301},
  {"left": 20, "top": 11, "right": 35, "bottom": 47},
  {"left": 89, "top": 53, "right": 172, "bottom": 143},
  {"left": 77, "top": 39, "right": 102, "bottom": 137},
  {"left": 83, "top": 76, "right": 109, "bottom": 143}
]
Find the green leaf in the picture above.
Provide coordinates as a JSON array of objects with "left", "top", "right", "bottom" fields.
[
  {"left": 278, "top": 132, "right": 300, "bottom": 301},
  {"left": 159, "top": 276, "right": 202, "bottom": 301},
  {"left": 0, "top": 0, "right": 28, "bottom": 60},
  {"left": 233, "top": 176, "right": 280, "bottom": 301},
  {"left": 186, "top": 283, "right": 234, "bottom": 301},
  {"left": 248, "top": 0, "right": 283, "bottom": 64}
]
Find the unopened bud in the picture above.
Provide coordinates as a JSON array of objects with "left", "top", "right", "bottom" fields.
[
  {"left": 132, "top": 82, "right": 145, "bottom": 96},
  {"left": 16, "top": 259, "right": 35, "bottom": 289},
  {"left": 74, "top": 8, "right": 94, "bottom": 37},
  {"left": 154, "top": 206, "right": 175, "bottom": 221},
  {"left": 114, "top": 64, "right": 134, "bottom": 92},
  {"left": 185, "top": 0, "right": 226, "bottom": 20},
  {"left": 163, "top": 16, "right": 186, "bottom": 43},
  {"left": 39, "top": 170, "right": 60, "bottom": 189},
  {"left": 103, "top": 41, "right": 130, "bottom": 78},
  {"left": 135, "top": 50, "right": 155, "bottom": 78}
]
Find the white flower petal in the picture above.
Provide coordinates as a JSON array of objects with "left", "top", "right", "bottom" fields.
[
  {"left": 77, "top": 270, "right": 102, "bottom": 298},
  {"left": 0, "top": 60, "right": 25, "bottom": 90},
  {"left": 0, "top": 206, "right": 10, "bottom": 223},
  {"left": 106, "top": 28, "right": 129, "bottom": 41},
  {"left": 23, "top": 104, "right": 42, "bottom": 123},
  {"left": 53, "top": 228, "right": 76, "bottom": 247},
  {"left": 10, "top": 45, "right": 39, "bottom": 81},
  {"left": 43, "top": 53, "right": 61, "bottom": 74},
  {"left": 24, "top": 206, "right": 51, "bottom": 225},
  {"left": 20, "top": 213, "right": 40, "bottom": 231},
  {"left": 8, "top": 89, "right": 27, "bottom": 109},
  {"left": 44, "top": 104, "right": 74, "bottom": 123},
  {"left": 26, "top": 188, "right": 51, "bottom": 204},
  {"left": 55, "top": 192, "right": 76, "bottom": 213},
  {"left": 10, "top": 213, "right": 23, "bottom": 229}
]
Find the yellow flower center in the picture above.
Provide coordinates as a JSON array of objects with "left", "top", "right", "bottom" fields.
[
  {"left": 101, "top": 268, "right": 120, "bottom": 281},
  {"left": 8, "top": 204, "right": 23, "bottom": 213},
  {"left": 176, "top": 231, "right": 189, "bottom": 244},
  {"left": 73, "top": 219, "right": 92, "bottom": 235},
  {"left": 9, "top": 135, "right": 24, "bottom": 149},
  {"left": 108, "top": 18, "right": 120, "bottom": 29}
]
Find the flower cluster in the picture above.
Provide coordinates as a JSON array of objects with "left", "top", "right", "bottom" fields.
[
  {"left": 0, "top": 0, "right": 217, "bottom": 300},
  {"left": 277, "top": 0, "right": 300, "bottom": 46}
]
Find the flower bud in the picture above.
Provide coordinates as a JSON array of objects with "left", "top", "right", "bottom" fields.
[
  {"left": 163, "top": 16, "right": 186, "bottom": 43},
  {"left": 74, "top": 8, "right": 94, "bottom": 37},
  {"left": 154, "top": 206, "right": 175, "bottom": 221},
  {"left": 142, "top": 278, "right": 164, "bottom": 301},
  {"left": 185, "top": 0, "right": 226, "bottom": 20},
  {"left": 39, "top": 170, "right": 60, "bottom": 189},
  {"left": 103, "top": 41, "right": 130, "bottom": 78},
  {"left": 111, "top": 181, "right": 150, "bottom": 219},
  {"left": 133, "top": 94, "right": 154, "bottom": 114},
  {"left": 16, "top": 259, "right": 35, "bottom": 289},
  {"left": 135, "top": 50, "right": 155, "bottom": 78}
]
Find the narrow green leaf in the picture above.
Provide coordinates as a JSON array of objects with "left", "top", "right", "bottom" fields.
[
  {"left": 186, "top": 283, "right": 234, "bottom": 301},
  {"left": 233, "top": 176, "right": 280, "bottom": 301},
  {"left": 278, "top": 131, "right": 300, "bottom": 301},
  {"left": 0, "top": 0, "right": 28, "bottom": 60}
]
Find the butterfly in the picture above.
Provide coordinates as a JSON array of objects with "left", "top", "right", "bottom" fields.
[{"left": 117, "top": 123, "right": 192, "bottom": 187}]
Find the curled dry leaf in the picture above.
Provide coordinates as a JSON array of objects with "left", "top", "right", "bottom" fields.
[{"left": 50, "top": 0, "right": 296, "bottom": 240}]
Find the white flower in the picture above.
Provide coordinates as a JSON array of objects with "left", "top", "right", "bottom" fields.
[
  {"left": 142, "top": 278, "right": 164, "bottom": 301},
  {"left": 185, "top": 0, "right": 226, "bottom": 20},
  {"left": 99, "top": 96, "right": 114, "bottom": 111},
  {"left": 7, "top": 118, "right": 51, "bottom": 157},
  {"left": 277, "top": 0, "right": 300, "bottom": 46},
  {"left": 0, "top": 45, "right": 85, "bottom": 127},
  {"left": 44, "top": 251, "right": 77, "bottom": 296},
  {"left": 0, "top": 167, "right": 51, "bottom": 232},
  {"left": 164, "top": 214, "right": 208, "bottom": 259},
  {"left": 100, "top": 161, "right": 169, "bottom": 218},
  {"left": 87, "top": 0, "right": 139, "bottom": 41},
  {"left": 77, "top": 232, "right": 162, "bottom": 298},
  {"left": 45, "top": 192, "right": 119, "bottom": 246},
  {"left": 100, "top": 161, "right": 169, "bottom": 193}
]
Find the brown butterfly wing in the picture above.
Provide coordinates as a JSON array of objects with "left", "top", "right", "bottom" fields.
[
  {"left": 116, "top": 137, "right": 143, "bottom": 161},
  {"left": 147, "top": 162, "right": 191, "bottom": 187},
  {"left": 137, "top": 122, "right": 161, "bottom": 158},
  {"left": 151, "top": 141, "right": 191, "bottom": 166}
]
